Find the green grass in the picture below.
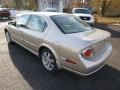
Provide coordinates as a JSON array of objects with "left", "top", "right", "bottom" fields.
[{"left": 95, "top": 15, "right": 120, "bottom": 25}]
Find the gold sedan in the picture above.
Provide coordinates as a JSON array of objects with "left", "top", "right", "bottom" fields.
[{"left": 4, "top": 12, "right": 112, "bottom": 76}]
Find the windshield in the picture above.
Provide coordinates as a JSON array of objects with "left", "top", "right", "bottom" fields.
[
  {"left": 0, "top": 8, "right": 7, "bottom": 11},
  {"left": 46, "top": 9, "right": 57, "bottom": 12},
  {"left": 74, "top": 9, "right": 91, "bottom": 14},
  {"left": 51, "top": 15, "right": 92, "bottom": 34},
  {"left": 45, "top": 8, "right": 57, "bottom": 12}
]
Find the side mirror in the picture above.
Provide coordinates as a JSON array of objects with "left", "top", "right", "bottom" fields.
[{"left": 8, "top": 21, "right": 16, "bottom": 26}]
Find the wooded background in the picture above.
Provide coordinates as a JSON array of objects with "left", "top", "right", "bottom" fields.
[{"left": 0, "top": 0, "right": 120, "bottom": 16}]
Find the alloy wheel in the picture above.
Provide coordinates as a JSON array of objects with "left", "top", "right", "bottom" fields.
[{"left": 41, "top": 49, "right": 56, "bottom": 71}]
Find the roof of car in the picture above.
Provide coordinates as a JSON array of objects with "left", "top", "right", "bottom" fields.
[
  {"left": 73, "top": 8, "right": 89, "bottom": 10},
  {"left": 44, "top": 8, "right": 57, "bottom": 10},
  {"left": 24, "top": 12, "right": 67, "bottom": 16},
  {"left": 0, "top": 8, "right": 7, "bottom": 10}
]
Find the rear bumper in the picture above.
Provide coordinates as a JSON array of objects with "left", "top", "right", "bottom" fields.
[
  {"left": 61, "top": 43, "right": 112, "bottom": 76},
  {"left": 0, "top": 13, "right": 10, "bottom": 17},
  {"left": 78, "top": 43, "right": 112, "bottom": 76}
]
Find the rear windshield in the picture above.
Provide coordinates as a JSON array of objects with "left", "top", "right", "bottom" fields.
[
  {"left": 51, "top": 15, "right": 92, "bottom": 34},
  {"left": 74, "top": 9, "right": 91, "bottom": 14}
]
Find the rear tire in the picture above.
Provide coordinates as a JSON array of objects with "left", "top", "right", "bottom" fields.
[{"left": 41, "top": 48, "right": 58, "bottom": 72}]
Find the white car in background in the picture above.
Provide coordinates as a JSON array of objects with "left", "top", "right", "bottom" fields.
[
  {"left": 72, "top": 8, "right": 95, "bottom": 25},
  {"left": 44, "top": 8, "right": 58, "bottom": 12}
]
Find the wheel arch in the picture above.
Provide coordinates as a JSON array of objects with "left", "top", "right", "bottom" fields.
[{"left": 38, "top": 44, "right": 61, "bottom": 69}]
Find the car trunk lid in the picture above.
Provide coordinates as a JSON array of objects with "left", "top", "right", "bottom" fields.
[{"left": 68, "top": 29, "right": 111, "bottom": 58}]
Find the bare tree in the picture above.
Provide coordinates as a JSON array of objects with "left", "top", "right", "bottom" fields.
[
  {"left": 14, "top": 0, "right": 23, "bottom": 9},
  {"left": 98, "top": 0, "right": 112, "bottom": 16}
]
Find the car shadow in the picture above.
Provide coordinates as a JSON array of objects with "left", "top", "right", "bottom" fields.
[
  {"left": 8, "top": 44, "right": 120, "bottom": 90},
  {"left": 94, "top": 23, "right": 120, "bottom": 38}
]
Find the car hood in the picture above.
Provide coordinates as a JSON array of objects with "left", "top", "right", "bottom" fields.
[{"left": 73, "top": 13, "right": 93, "bottom": 17}]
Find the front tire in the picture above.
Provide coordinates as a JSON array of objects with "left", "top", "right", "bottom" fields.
[
  {"left": 5, "top": 31, "right": 12, "bottom": 44},
  {"left": 41, "top": 49, "right": 58, "bottom": 72}
]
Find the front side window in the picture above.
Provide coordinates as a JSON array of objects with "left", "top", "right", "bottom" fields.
[
  {"left": 16, "top": 15, "right": 30, "bottom": 26},
  {"left": 51, "top": 15, "right": 92, "bottom": 34},
  {"left": 27, "top": 15, "right": 47, "bottom": 32}
]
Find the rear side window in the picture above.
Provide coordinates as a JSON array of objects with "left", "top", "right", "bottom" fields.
[{"left": 27, "top": 15, "right": 47, "bottom": 32}]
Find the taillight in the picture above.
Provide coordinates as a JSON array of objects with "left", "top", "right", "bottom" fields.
[{"left": 81, "top": 47, "right": 94, "bottom": 58}]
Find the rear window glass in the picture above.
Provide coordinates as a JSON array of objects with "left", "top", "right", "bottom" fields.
[{"left": 51, "top": 15, "right": 92, "bottom": 34}]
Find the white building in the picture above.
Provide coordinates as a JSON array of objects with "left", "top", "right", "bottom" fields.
[
  {"left": 37, "top": 0, "right": 68, "bottom": 12},
  {"left": 37, "top": 0, "right": 90, "bottom": 12}
]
